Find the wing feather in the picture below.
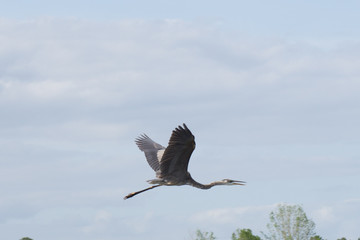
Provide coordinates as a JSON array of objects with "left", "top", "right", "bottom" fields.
[
  {"left": 159, "top": 124, "right": 195, "bottom": 178},
  {"left": 135, "top": 134, "right": 165, "bottom": 172}
]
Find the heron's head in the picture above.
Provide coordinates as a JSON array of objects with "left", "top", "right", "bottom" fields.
[{"left": 219, "top": 179, "right": 246, "bottom": 186}]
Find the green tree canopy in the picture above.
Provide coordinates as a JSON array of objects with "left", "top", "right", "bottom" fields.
[
  {"left": 20, "top": 238, "right": 33, "bottom": 240},
  {"left": 195, "top": 229, "right": 216, "bottom": 240},
  {"left": 310, "top": 236, "right": 324, "bottom": 240},
  {"left": 263, "top": 204, "right": 316, "bottom": 240},
  {"left": 232, "top": 228, "right": 262, "bottom": 240}
]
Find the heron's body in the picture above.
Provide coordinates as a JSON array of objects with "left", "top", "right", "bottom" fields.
[{"left": 124, "top": 124, "right": 245, "bottom": 199}]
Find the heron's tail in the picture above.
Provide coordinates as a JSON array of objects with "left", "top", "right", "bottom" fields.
[{"left": 123, "top": 184, "right": 161, "bottom": 200}]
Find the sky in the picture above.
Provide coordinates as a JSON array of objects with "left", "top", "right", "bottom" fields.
[{"left": 1, "top": 1, "right": 360, "bottom": 240}]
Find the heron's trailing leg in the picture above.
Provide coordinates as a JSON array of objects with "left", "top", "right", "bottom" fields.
[{"left": 124, "top": 184, "right": 161, "bottom": 200}]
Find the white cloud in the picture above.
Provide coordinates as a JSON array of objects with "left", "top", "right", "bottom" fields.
[
  {"left": 81, "top": 210, "right": 113, "bottom": 234},
  {"left": 110, "top": 210, "right": 157, "bottom": 236},
  {"left": 311, "top": 200, "right": 360, "bottom": 240},
  {"left": 191, "top": 208, "right": 237, "bottom": 224},
  {"left": 313, "top": 206, "right": 335, "bottom": 223},
  {"left": 344, "top": 198, "right": 360, "bottom": 204},
  {"left": 1, "top": 18, "right": 360, "bottom": 240},
  {"left": 189, "top": 204, "right": 276, "bottom": 237}
]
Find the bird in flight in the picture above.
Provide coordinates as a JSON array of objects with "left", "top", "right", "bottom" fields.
[{"left": 124, "top": 123, "right": 245, "bottom": 200}]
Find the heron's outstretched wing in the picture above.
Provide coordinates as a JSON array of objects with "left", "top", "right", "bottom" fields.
[
  {"left": 135, "top": 134, "right": 166, "bottom": 172},
  {"left": 159, "top": 124, "right": 195, "bottom": 177}
]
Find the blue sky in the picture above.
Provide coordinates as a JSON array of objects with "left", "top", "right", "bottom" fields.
[
  {"left": 3, "top": 0, "right": 360, "bottom": 39},
  {"left": 1, "top": 1, "right": 360, "bottom": 240}
]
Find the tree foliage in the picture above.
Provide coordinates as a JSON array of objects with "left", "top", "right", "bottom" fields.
[
  {"left": 232, "top": 228, "right": 262, "bottom": 240},
  {"left": 20, "top": 238, "right": 33, "bottom": 240},
  {"left": 263, "top": 204, "right": 315, "bottom": 240},
  {"left": 195, "top": 229, "right": 216, "bottom": 240},
  {"left": 310, "top": 236, "right": 324, "bottom": 240}
]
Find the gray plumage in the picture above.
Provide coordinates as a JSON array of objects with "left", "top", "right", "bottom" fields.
[
  {"left": 124, "top": 123, "right": 245, "bottom": 200},
  {"left": 135, "top": 134, "right": 165, "bottom": 172}
]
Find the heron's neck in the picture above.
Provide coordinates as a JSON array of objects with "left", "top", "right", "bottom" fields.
[{"left": 188, "top": 178, "right": 223, "bottom": 189}]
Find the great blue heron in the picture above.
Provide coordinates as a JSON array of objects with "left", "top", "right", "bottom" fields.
[{"left": 124, "top": 123, "right": 245, "bottom": 200}]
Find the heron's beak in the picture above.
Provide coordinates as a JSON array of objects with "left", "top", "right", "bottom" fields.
[{"left": 231, "top": 180, "right": 246, "bottom": 185}]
